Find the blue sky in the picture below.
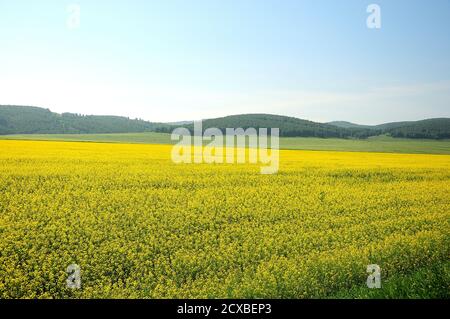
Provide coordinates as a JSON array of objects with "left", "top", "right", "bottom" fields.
[{"left": 1, "top": 0, "right": 449, "bottom": 124}]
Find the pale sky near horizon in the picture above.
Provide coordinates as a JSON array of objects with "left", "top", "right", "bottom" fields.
[{"left": 1, "top": 0, "right": 449, "bottom": 124}]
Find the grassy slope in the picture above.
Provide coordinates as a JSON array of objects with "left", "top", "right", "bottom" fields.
[
  {"left": 281, "top": 135, "right": 450, "bottom": 154},
  {"left": 0, "top": 132, "right": 172, "bottom": 144},
  {"left": 1, "top": 133, "right": 450, "bottom": 154}
]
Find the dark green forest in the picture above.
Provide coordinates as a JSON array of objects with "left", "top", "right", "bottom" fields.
[
  {"left": 1, "top": 105, "right": 449, "bottom": 139},
  {"left": 330, "top": 118, "right": 450, "bottom": 139},
  {"left": 0, "top": 105, "right": 168, "bottom": 134},
  {"left": 155, "top": 114, "right": 377, "bottom": 138}
]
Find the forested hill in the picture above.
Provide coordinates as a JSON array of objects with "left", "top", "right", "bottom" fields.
[
  {"left": 159, "top": 114, "right": 450, "bottom": 139},
  {"left": 0, "top": 107, "right": 373, "bottom": 138},
  {"left": 0, "top": 105, "right": 168, "bottom": 134},
  {"left": 156, "top": 114, "right": 376, "bottom": 138},
  {"left": 327, "top": 121, "right": 373, "bottom": 129},
  {"left": 374, "top": 118, "right": 450, "bottom": 139},
  {"left": 328, "top": 118, "right": 450, "bottom": 139},
  {"left": 1, "top": 105, "right": 449, "bottom": 139}
]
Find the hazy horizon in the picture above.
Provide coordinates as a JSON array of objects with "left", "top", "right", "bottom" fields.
[{"left": 1, "top": 0, "right": 450, "bottom": 125}]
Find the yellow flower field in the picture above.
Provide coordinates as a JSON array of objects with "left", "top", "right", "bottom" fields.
[{"left": 0, "top": 140, "right": 449, "bottom": 298}]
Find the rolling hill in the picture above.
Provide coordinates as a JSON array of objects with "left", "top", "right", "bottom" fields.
[
  {"left": 0, "top": 105, "right": 169, "bottom": 134},
  {"left": 328, "top": 118, "right": 450, "bottom": 139},
  {"left": 375, "top": 118, "right": 450, "bottom": 139},
  {"left": 327, "top": 121, "right": 376, "bottom": 130},
  {"left": 1, "top": 105, "right": 449, "bottom": 139},
  {"left": 156, "top": 114, "right": 377, "bottom": 138}
]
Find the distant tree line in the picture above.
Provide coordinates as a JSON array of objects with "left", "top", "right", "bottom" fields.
[
  {"left": 0, "top": 105, "right": 169, "bottom": 135},
  {"left": 1, "top": 106, "right": 449, "bottom": 139},
  {"left": 384, "top": 119, "right": 450, "bottom": 139}
]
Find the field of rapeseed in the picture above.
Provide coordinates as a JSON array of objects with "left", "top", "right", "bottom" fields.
[{"left": 0, "top": 140, "right": 449, "bottom": 298}]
